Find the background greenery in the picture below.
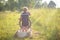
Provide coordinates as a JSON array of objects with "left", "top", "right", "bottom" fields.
[{"left": 0, "top": 0, "right": 56, "bottom": 11}]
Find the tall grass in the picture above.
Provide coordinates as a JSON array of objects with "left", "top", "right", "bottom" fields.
[{"left": 0, "top": 8, "right": 60, "bottom": 40}]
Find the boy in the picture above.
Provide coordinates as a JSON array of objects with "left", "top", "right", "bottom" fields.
[{"left": 19, "top": 7, "right": 31, "bottom": 32}]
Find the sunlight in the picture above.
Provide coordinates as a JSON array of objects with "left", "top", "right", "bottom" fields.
[{"left": 5, "top": 0, "right": 8, "bottom": 2}]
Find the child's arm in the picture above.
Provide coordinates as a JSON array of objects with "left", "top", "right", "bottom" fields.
[
  {"left": 29, "top": 18, "right": 31, "bottom": 28},
  {"left": 19, "top": 17, "right": 22, "bottom": 27},
  {"left": 29, "top": 20, "right": 31, "bottom": 27},
  {"left": 29, "top": 12, "right": 31, "bottom": 27}
]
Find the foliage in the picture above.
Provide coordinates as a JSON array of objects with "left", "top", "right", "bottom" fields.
[
  {"left": 0, "top": 0, "right": 35, "bottom": 11},
  {"left": 0, "top": 0, "right": 57, "bottom": 11},
  {"left": 0, "top": 2, "right": 4, "bottom": 11},
  {"left": 48, "top": 1, "right": 56, "bottom": 8}
]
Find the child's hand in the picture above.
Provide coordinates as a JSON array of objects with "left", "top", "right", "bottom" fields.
[
  {"left": 22, "top": 27, "right": 27, "bottom": 32},
  {"left": 19, "top": 18, "right": 20, "bottom": 20}
]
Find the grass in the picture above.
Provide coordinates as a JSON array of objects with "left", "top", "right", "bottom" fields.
[{"left": 0, "top": 8, "right": 60, "bottom": 40}]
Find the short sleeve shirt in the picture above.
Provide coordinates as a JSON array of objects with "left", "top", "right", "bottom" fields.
[{"left": 21, "top": 12, "right": 30, "bottom": 26}]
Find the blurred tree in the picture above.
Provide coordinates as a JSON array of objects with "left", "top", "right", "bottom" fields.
[
  {"left": 15, "top": 0, "right": 35, "bottom": 11},
  {"left": 34, "top": 0, "right": 42, "bottom": 8},
  {"left": 0, "top": 3, "right": 3, "bottom": 11},
  {"left": 8, "top": 0, "right": 15, "bottom": 11},
  {"left": 0, "top": 0, "right": 36, "bottom": 11},
  {"left": 18, "top": 0, "right": 34, "bottom": 8},
  {"left": 42, "top": 1, "right": 48, "bottom": 8},
  {"left": 0, "top": 0, "right": 4, "bottom": 11},
  {"left": 48, "top": 1, "right": 56, "bottom": 8}
]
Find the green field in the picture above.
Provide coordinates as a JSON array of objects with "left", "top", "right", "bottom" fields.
[{"left": 0, "top": 8, "right": 60, "bottom": 40}]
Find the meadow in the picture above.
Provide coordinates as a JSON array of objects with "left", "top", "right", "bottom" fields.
[{"left": 0, "top": 8, "right": 60, "bottom": 40}]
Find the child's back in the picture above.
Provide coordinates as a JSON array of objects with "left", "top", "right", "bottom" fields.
[
  {"left": 19, "top": 7, "right": 31, "bottom": 31},
  {"left": 21, "top": 12, "right": 30, "bottom": 27}
]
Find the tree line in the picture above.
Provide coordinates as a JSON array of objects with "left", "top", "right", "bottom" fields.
[{"left": 0, "top": 0, "right": 56, "bottom": 11}]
